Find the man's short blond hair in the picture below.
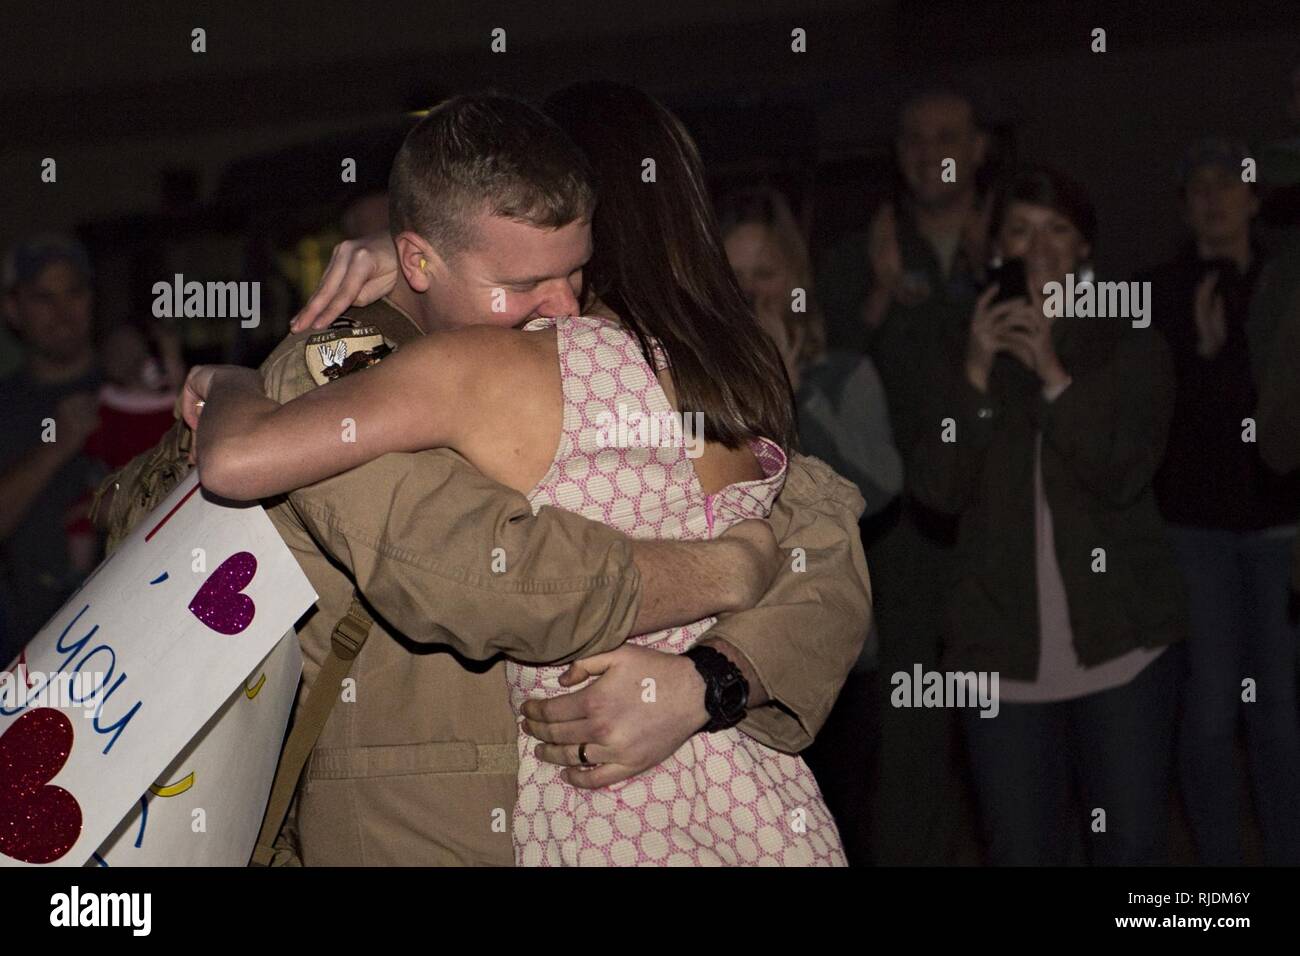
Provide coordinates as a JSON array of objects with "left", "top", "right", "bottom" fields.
[{"left": 389, "top": 93, "right": 596, "bottom": 256}]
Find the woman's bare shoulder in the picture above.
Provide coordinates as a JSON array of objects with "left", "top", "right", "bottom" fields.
[
  {"left": 396, "top": 324, "right": 556, "bottom": 377},
  {"left": 421, "top": 324, "right": 563, "bottom": 491},
  {"left": 407, "top": 325, "right": 559, "bottom": 421}
]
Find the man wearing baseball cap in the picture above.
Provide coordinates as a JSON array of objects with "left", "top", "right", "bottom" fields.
[{"left": 0, "top": 235, "right": 103, "bottom": 662}]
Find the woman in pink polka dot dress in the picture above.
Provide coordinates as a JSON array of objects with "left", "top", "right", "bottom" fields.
[{"left": 510, "top": 313, "right": 845, "bottom": 866}]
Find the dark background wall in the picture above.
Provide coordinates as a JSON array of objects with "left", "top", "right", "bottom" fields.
[{"left": 3, "top": 0, "right": 1297, "bottom": 283}]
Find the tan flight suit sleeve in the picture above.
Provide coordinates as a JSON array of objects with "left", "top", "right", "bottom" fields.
[
  {"left": 706, "top": 453, "right": 871, "bottom": 753},
  {"left": 259, "top": 339, "right": 642, "bottom": 665}
]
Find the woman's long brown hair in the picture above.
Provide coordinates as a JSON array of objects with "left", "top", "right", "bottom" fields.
[{"left": 544, "top": 81, "right": 796, "bottom": 451}]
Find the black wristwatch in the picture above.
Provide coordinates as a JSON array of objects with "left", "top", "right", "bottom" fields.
[{"left": 684, "top": 644, "right": 749, "bottom": 733}]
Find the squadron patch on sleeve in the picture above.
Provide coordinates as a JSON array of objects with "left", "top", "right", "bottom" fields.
[{"left": 304, "top": 318, "right": 395, "bottom": 386}]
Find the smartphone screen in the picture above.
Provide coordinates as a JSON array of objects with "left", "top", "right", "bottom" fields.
[{"left": 986, "top": 258, "right": 1029, "bottom": 304}]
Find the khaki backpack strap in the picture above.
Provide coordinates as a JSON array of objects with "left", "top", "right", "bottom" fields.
[{"left": 250, "top": 592, "right": 373, "bottom": 866}]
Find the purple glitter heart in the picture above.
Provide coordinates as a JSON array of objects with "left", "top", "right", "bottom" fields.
[{"left": 188, "top": 551, "right": 257, "bottom": 635}]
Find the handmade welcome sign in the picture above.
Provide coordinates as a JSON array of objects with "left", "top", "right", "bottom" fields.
[{"left": 0, "top": 472, "right": 315, "bottom": 867}]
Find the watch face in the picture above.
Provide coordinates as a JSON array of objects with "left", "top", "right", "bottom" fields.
[
  {"left": 688, "top": 646, "right": 748, "bottom": 729},
  {"left": 716, "top": 673, "right": 747, "bottom": 718}
]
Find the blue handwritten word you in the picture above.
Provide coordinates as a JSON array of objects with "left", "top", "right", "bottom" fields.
[{"left": 0, "top": 604, "right": 141, "bottom": 754}]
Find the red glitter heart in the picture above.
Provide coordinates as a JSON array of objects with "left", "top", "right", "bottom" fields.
[
  {"left": 188, "top": 551, "right": 258, "bottom": 635},
  {"left": 0, "top": 708, "right": 82, "bottom": 865}
]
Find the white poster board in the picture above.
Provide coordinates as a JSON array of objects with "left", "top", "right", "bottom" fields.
[{"left": 0, "top": 472, "right": 315, "bottom": 867}]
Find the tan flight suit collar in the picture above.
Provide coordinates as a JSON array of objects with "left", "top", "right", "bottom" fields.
[{"left": 373, "top": 294, "right": 423, "bottom": 341}]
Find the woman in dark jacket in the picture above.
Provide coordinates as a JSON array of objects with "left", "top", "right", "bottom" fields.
[{"left": 910, "top": 167, "right": 1187, "bottom": 865}]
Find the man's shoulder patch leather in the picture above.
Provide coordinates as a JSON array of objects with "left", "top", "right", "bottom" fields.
[{"left": 304, "top": 317, "right": 395, "bottom": 386}]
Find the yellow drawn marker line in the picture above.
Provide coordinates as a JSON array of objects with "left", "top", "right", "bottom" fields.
[
  {"left": 245, "top": 672, "right": 267, "bottom": 699},
  {"left": 150, "top": 772, "right": 195, "bottom": 797}
]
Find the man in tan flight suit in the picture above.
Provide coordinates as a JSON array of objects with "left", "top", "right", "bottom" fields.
[{"left": 96, "top": 93, "right": 872, "bottom": 866}]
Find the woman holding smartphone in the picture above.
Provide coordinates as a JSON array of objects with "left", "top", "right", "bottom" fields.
[{"left": 910, "top": 167, "right": 1187, "bottom": 865}]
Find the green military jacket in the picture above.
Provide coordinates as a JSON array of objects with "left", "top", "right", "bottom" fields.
[{"left": 909, "top": 316, "right": 1187, "bottom": 679}]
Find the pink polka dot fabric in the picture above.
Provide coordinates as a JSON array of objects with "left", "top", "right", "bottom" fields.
[{"left": 508, "top": 315, "right": 846, "bottom": 867}]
